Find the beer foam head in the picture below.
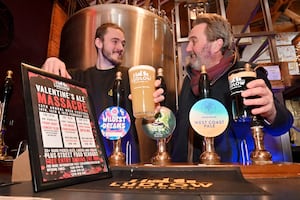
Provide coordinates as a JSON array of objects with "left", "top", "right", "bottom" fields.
[
  {"left": 228, "top": 69, "right": 256, "bottom": 81},
  {"left": 129, "top": 65, "right": 155, "bottom": 73}
]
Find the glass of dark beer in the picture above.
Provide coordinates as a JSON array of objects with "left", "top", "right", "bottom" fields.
[{"left": 228, "top": 65, "right": 257, "bottom": 122}]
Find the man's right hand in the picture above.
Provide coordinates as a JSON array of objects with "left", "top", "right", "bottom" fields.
[{"left": 42, "top": 57, "right": 72, "bottom": 79}]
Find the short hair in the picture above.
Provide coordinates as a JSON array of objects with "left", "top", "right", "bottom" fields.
[
  {"left": 193, "top": 13, "right": 234, "bottom": 53},
  {"left": 95, "top": 23, "right": 124, "bottom": 40}
]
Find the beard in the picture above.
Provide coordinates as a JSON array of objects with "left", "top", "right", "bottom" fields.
[
  {"left": 101, "top": 46, "right": 123, "bottom": 66},
  {"left": 186, "top": 53, "right": 201, "bottom": 71},
  {"left": 186, "top": 44, "right": 212, "bottom": 71}
]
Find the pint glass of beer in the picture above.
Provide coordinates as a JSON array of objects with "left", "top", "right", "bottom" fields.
[
  {"left": 228, "top": 65, "right": 257, "bottom": 122},
  {"left": 128, "top": 65, "right": 156, "bottom": 119}
]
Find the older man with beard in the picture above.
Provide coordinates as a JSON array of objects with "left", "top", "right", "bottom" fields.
[
  {"left": 42, "top": 23, "right": 164, "bottom": 164},
  {"left": 171, "top": 13, "right": 293, "bottom": 164}
]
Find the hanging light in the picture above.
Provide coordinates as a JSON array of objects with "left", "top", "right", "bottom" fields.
[{"left": 185, "top": 0, "right": 209, "bottom": 20}]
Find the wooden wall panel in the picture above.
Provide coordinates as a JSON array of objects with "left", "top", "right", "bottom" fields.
[{"left": 47, "top": 1, "right": 68, "bottom": 57}]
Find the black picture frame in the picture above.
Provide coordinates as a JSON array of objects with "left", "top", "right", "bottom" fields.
[{"left": 21, "top": 63, "right": 112, "bottom": 192}]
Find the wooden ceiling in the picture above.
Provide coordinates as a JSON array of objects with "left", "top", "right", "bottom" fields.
[{"left": 59, "top": 0, "right": 300, "bottom": 33}]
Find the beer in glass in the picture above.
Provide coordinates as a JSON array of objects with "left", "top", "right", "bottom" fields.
[
  {"left": 128, "top": 65, "right": 156, "bottom": 119},
  {"left": 228, "top": 64, "right": 257, "bottom": 122}
]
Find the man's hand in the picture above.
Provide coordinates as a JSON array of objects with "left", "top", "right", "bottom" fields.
[
  {"left": 242, "top": 79, "right": 276, "bottom": 124},
  {"left": 42, "top": 57, "right": 72, "bottom": 79}
]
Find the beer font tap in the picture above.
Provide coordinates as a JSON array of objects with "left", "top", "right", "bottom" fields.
[
  {"left": 109, "top": 71, "right": 126, "bottom": 166},
  {"left": 228, "top": 63, "right": 272, "bottom": 164},
  {"left": 240, "top": 63, "right": 272, "bottom": 164},
  {"left": 247, "top": 63, "right": 272, "bottom": 164},
  {"left": 151, "top": 68, "right": 172, "bottom": 165},
  {"left": 198, "top": 65, "right": 220, "bottom": 164},
  {"left": 250, "top": 114, "right": 272, "bottom": 164}
]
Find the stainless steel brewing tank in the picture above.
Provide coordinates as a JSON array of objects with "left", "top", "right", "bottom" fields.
[
  {"left": 59, "top": 4, "right": 176, "bottom": 111},
  {"left": 59, "top": 4, "right": 176, "bottom": 162}
]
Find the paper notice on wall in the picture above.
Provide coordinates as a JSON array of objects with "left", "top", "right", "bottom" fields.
[
  {"left": 277, "top": 45, "right": 297, "bottom": 62},
  {"left": 263, "top": 65, "right": 282, "bottom": 80},
  {"left": 288, "top": 62, "right": 300, "bottom": 75}
]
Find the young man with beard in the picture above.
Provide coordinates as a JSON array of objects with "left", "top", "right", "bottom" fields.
[
  {"left": 171, "top": 13, "right": 293, "bottom": 163},
  {"left": 42, "top": 23, "right": 164, "bottom": 164}
]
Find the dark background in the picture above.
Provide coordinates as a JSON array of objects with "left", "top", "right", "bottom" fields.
[{"left": 0, "top": 0, "right": 53, "bottom": 156}]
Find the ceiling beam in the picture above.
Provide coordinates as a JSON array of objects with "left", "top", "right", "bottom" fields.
[{"left": 226, "top": 0, "right": 260, "bottom": 25}]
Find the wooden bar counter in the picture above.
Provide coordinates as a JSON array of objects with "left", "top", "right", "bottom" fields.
[{"left": 1, "top": 162, "right": 300, "bottom": 200}]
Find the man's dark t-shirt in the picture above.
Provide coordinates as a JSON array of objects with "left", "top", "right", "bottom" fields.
[{"left": 69, "top": 66, "right": 139, "bottom": 163}]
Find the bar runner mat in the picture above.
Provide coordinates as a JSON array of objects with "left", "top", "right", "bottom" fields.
[{"left": 63, "top": 166, "right": 268, "bottom": 195}]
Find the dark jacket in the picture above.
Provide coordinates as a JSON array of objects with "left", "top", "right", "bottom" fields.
[{"left": 171, "top": 61, "right": 294, "bottom": 163}]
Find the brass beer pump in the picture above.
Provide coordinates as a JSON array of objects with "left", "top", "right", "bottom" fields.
[
  {"left": 230, "top": 63, "right": 272, "bottom": 164},
  {"left": 109, "top": 138, "right": 125, "bottom": 166},
  {"left": 151, "top": 137, "right": 171, "bottom": 165},
  {"left": 109, "top": 71, "right": 125, "bottom": 166},
  {"left": 151, "top": 68, "right": 171, "bottom": 165},
  {"left": 250, "top": 115, "right": 272, "bottom": 164},
  {"left": 0, "top": 70, "right": 13, "bottom": 160},
  {"left": 198, "top": 65, "right": 220, "bottom": 164},
  {"left": 244, "top": 64, "right": 272, "bottom": 164}
]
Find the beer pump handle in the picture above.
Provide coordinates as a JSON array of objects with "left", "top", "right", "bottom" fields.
[
  {"left": 199, "top": 65, "right": 210, "bottom": 99},
  {"left": 0, "top": 70, "right": 13, "bottom": 130},
  {"left": 156, "top": 68, "right": 167, "bottom": 106},
  {"left": 113, "top": 71, "right": 125, "bottom": 108}
]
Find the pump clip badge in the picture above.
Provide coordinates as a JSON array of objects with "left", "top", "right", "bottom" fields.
[
  {"left": 189, "top": 98, "right": 229, "bottom": 137},
  {"left": 142, "top": 106, "right": 176, "bottom": 140},
  {"left": 99, "top": 106, "right": 131, "bottom": 140}
]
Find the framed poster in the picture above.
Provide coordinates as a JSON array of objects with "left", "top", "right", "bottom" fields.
[{"left": 21, "top": 63, "right": 111, "bottom": 192}]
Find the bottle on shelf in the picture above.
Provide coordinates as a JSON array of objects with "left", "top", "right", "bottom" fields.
[{"left": 0, "top": 70, "right": 13, "bottom": 160}]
